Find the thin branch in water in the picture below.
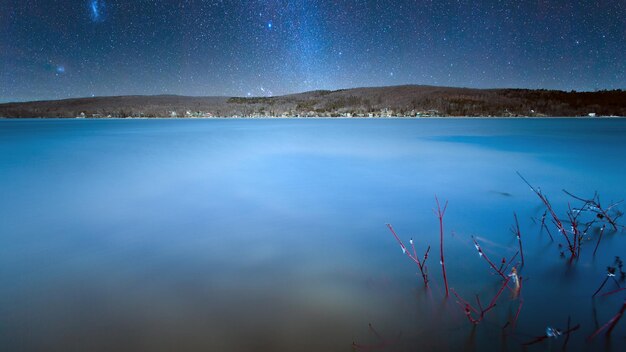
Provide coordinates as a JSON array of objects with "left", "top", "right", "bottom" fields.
[
  {"left": 518, "top": 172, "right": 574, "bottom": 256},
  {"left": 593, "top": 276, "right": 611, "bottom": 298},
  {"left": 451, "top": 277, "right": 511, "bottom": 325},
  {"left": 475, "top": 294, "right": 484, "bottom": 312},
  {"left": 386, "top": 224, "right": 430, "bottom": 286},
  {"left": 540, "top": 210, "right": 555, "bottom": 241},
  {"left": 386, "top": 224, "right": 417, "bottom": 264},
  {"left": 600, "top": 287, "right": 626, "bottom": 297},
  {"left": 512, "top": 212, "right": 524, "bottom": 266},
  {"left": 471, "top": 236, "right": 509, "bottom": 280},
  {"left": 592, "top": 266, "right": 621, "bottom": 297},
  {"left": 451, "top": 289, "right": 480, "bottom": 324},
  {"left": 566, "top": 203, "right": 582, "bottom": 258},
  {"left": 501, "top": 251, "right": 519, "bottom": 276},
  {"left": 511, "top": 297, "right": 523, "bottom": 330},
  {"left": 593, "top": 224, "right": 606, "bottom": 257},
  {"left": 616, "top": 256, "right": 625, "bottom": 281},
  {"left": 562, "top": 316, "right": 572, "bottom": 351},
  {"left": 435, "top": 196, "right": 449, "bottom": 296},
  {"left": 410, "top": 238, "right": 431, "bottom": 286},
  {"left": 563, "top": 189, "right": 621, "bottom": 231},
  {"left": 587, "top": 300, "right": 626, "bottom": 340},
  {"left": 597, "top": 258, "right": 626, "bottom": 296},
  {"left": 481, "top": 277, "right": 511, "bottom": 318},
  {"left": 451, "top": 289, "right": 479, "bottom": 315}
]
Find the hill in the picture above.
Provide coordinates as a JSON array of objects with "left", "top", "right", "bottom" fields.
[{"left": 1, "top": 85, "right": 625, "bottom": 118}]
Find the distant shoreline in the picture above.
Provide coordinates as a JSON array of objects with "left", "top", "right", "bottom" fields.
[
  {"left": 2, "top": 116, "right": 625, "bottom": 120},
  {"left": 1, "top": 85, "right": 625, "bottom": 118}
]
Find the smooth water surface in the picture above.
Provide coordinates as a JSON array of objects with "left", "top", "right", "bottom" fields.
[{"left": 1, "top": 118, "right": 626, "bottom": 351}]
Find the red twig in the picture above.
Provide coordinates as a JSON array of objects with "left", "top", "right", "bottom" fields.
[
  {"left": 522, "top": 335, "right": 548, "bottom": 345},
  {"left": 481, "top": 277, "right": 511, "bottom": 318},
  {"left": 566, "top": 203, "right": 584, "bottom": 258},
  {"left": 411, "top": 239, "right": 431, "bottom": 286},
  {"left": 512, "top": 298, "right": 523, "bottom": 329},
  {"left": 540, "top": 210, "right": 555, "bottom": 241},
  {"left": 475, "top": 294, "right": 484, "bottom": 312},
  {"left": 593, "top": 274, "right": 620, "bottom": 298},
  {"left": 512, "top": 213, "right": 524, "bottom": 266},
  {"left": 601, "top": 287, "right": 626, "bottom": 297},
  {"left": 450, "top": 291, "right": 481, "bottom": 325},
  {"left": 593, "top": 225, "right": 606, "bottom": 257},
  {"left": 607, "top": 302, "right": 626, "bottom": 336},
  {"left": 587, "top": 300, "right": 626, "bottom": 340},
  {"left": 501, "top": 252, "right": 519, "bottom": 277},
  {"left": 435, "top": 196, "right": 449, "bottom": 296},
  {"left": 410, "top": 236, "right": 418, "bottom": 262},
  {"left": 562, "top": 316, "right": 572, "bottom": 350},
  {"left": 386, "top": 224, "right": 418, "bottom": 266},
  {"left": 451, "top": 277, "right": 511, "bottom": 324},
  {"left": 472, "top": 237, "right": 509, "bottom": 280},
  {"left": 593, "top": 276, "right": 610, "bottom": 297},
  {"left": 563, "top": 189, "right": 621, "bottom": 231},
  {"left": 386, "top": 224, "right": 430, "bottom": 286},
  {"left": 417, "top": 244, "right": 431, "bottom": 285},
  {"left": 518, "top": 172, "right": 575, "bottom": 256},
  {"left": 451, "top": 288, "right": 480, "bottom": 315}
]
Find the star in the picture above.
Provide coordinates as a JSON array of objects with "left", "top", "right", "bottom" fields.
[{"left": 2, "top": 0, "right": 625, "bottom": 103}]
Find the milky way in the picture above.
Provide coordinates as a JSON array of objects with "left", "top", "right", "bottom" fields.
[
  {"left": 1, "top": 1, "right": 625, "bottom": 102},
  {"left": 89, "top": 0, "right": 104, "bottom": 22}
]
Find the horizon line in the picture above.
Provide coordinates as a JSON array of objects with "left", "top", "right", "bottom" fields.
[{"left": 2, "top": 83, "right": 625, "bottom": 105}]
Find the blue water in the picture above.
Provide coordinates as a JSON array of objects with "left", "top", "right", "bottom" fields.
[{"left": 1, "top": 118, "right": 625, "bottom": 351}]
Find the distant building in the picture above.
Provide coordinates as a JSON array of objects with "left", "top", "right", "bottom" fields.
[
  {"left": 588, "top": 113, "right": 597, "bottom": 117},
  {"left": 380, "top": 108, "right": 393, "bottom": 117}
]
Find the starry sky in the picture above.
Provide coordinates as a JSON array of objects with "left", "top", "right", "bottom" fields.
[{"left": 1, "top": 0, "right": 625, "bottom": 102}]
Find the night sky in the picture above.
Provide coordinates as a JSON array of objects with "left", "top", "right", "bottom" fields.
[{"left": 2, "top": 1, "right": 625, "bottom": 102}]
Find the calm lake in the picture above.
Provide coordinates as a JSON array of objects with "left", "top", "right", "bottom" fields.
[{"left": 1, "top": 118, "right": 626, "bottom": 351}]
